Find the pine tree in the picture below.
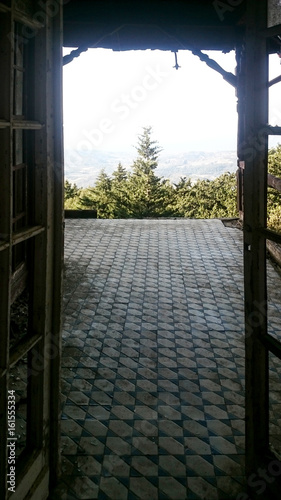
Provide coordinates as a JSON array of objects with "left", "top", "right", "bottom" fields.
[
  {"left": 112, "top": 162, "right": 128, "bottom": 183},
  {"left": 79, "top": 169, "right": 113, "bottom": 218},
  {"left": 133, "top": 126, "right": 162, "bottom": 174},
  {"left": 128, "top": 126, "right": 168, "bottom": 217},
  {"left": 172, "top": 177, "right": 193, "bottom": 216},
  {"left": 172, "top": 173, "right": 238, "bottom": 219},
  {"left": 64, "top": 180, "right": 82, "bottom": 208},
  {"left": 78, "top": 187, "right": 96, "bottom": 209},
  {"left": 64, "top": 180, "right": 81, "bottom": 200},
  {"left": 111, "top": 163, "right": 131, "bottom": 218}
]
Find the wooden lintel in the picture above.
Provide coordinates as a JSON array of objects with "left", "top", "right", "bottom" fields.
[{"left": 64, "top": 22, "right": 243, "bottom": 52}]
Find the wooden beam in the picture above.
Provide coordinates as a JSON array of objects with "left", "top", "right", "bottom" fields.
[
  {"left": 264, "top": 125, "right": 281, "bottom": 135},
  {"left": 63, "top": 22, "right": 243, "bottom": 52},
  {"left": 241, "top": 0, "right": 269, "bottom": 479},
  {"left": 261, "top": 23, "right": 281, "bottom": 37},
  {"left": 258, "top": 227, "right": 281, "bottom": 245},
  {"left": 46, "top": 3, "right": 64, "bottom": 491},
  {"left": 191, "top": 47, "right": 237, "bottom": 87}
]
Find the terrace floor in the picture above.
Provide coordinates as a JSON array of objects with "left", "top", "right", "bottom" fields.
[{"left": 52, "top": 219, "right": 281, "bottom": 500}]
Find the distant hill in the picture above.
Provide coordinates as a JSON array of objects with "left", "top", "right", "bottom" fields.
[{"left": 64, "top": 149, "right": 237, "bottom": 187}]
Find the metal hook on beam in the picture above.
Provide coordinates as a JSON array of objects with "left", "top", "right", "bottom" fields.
[{"left": 173, "top": 51, "right": 181, "bottom": 70}]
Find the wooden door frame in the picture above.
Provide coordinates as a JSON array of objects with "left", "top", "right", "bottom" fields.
[{"left": 238, "top": 0, "right": 281, "bottom": 496}]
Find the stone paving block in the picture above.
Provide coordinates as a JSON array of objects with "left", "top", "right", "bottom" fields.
[{"left": 59, "top": 219, "right": 281, "bottom": 499}]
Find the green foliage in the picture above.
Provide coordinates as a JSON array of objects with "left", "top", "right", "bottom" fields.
[
  {"left": 172, "top": 173, "right": 238, "bottom": 219},
  {"left": 267, "top": 144, "right": 281, "bottom": 233},
  {"left": 134, "top": 126, "right": 162, "bottom": 172},
  {"left": 131, "top": 127, "right": 187, "bottom": 217},
  {"left": 64, "top": 180, "right": 81, "bottom": 200},
  {"left": 124, "top": 126, "right": 168, "bottom": 217},
  {"left": 79, "top": 169, "right": 114, "bottom": 218},
  {"left": 268, "top": 145, "right": 281, "bottom": 177},
  {"left": 268, "top": 206, "right": 281, "bottom": 233},
  {"left": 111, "top": 163, "right": 131, "bottom": 218},
  {"left": 64, "top": 180, "right": 81, "bottom": 209},
  {"left": 64, "top": 127, "right": 241, "bottom": 220},
  {"left": 78, "top": 187, "right": 96, "bottom": 209}
]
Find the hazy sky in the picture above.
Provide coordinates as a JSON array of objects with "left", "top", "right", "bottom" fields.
[{"left": 63, "top": 48, "right": 281, "bottom": 155}]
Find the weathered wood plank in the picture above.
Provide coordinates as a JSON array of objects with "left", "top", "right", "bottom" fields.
[
  {"left": 268, "top": 172, "right": 281, "bottom": 192},
  {"left": 267, "top": 239, "right": 281, "bottom": 266},
  {"left": 0, "top": 120, "right": 10, "bottom": 128},
  {"left": 261, "top": 23, "right": 281, "bottom": 36},
  {"left": 260, "top": 227, "right": 281, "bottom": 244},
  {"left": 241, "top": 0, "right": 269, "bottom": 480},
  {"left": 12, "top": 225, "right": 45, "bottom": 245},
  {"left": 12, "top": 120, "right": 44, "bottom": 130},
  {"left": 9, "top": 333, "right": 42, "bottom": 368}
]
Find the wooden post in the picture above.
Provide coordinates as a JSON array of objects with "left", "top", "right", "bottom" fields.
[
  {"left": 241, "top": 0, "right": 269, "bottom": 478},
  {"left": 49, "top": 2, "right": 64, "bottom": 489},
  {"left": 0, "top": 8, "right": 12, "bottom": 496}
]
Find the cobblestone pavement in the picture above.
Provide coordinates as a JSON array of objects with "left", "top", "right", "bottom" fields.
[{"left": 53, "top": 219, "right": 281, "bottom": 500}]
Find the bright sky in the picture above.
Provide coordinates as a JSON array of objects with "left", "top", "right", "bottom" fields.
[{"left": 63, "top": 48, "right": 281, "bottom": 155}]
